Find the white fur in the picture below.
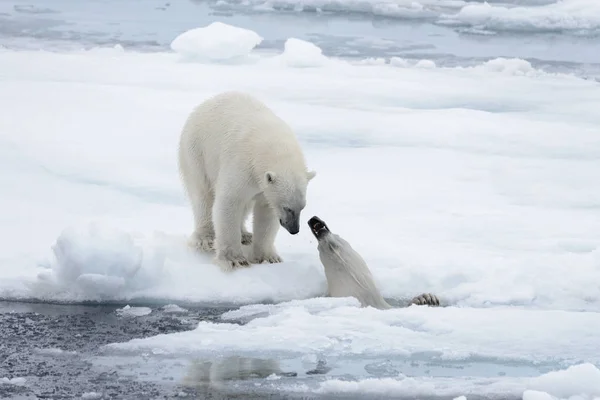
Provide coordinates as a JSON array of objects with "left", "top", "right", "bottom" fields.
[
  {"left": 178, "top": 91, "right": 316, "bottom": 272},
  {"left": 316, "top": 229, "right": 440, "bottom": 309},
  {"left": 317, "top": 232, "right": 393, "bottom": 310}
]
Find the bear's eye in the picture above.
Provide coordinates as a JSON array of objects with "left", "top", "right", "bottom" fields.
[{"left": 283, "top": 207, "right": 294, "bottom": 216}]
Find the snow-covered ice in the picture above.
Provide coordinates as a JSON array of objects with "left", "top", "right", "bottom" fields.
[
  {"left": 414, "top": 59, "right": 436, "bottom": 69},
  {"left": 0, "top": 377, "right": 27, "bottom": 386},
  {"left": 527, "top": 363, "right": 600, "bottom": 399},
  {"left": 34, "top": 347, "right": 78, "bottom": 356},
  {"left": 170, "top": 22, "right": 263, "bottom": 62},
  {"left": 2, "top": 39, "right": 599, "bottom": 309},
  {"left": 439, "top": 0, "right": 600, "bottom": 34},
  {"left": 473, "top": 57, "right": 540, "bottom": 77},
  {"left": 277, "top": 38, "right": 329, "bottom": 68},
  {"left": 81, "top": 392, "right": 103, "bottom": 400},
  {"left": 213, "top": 0, "right": 600, "bottom": 36},
  {"left": 304, "top": 363, "right": 600, "bottom": 398},
  {"left": 162, "top": 304, "right": 188, "bottom": 314},
  {"left": 1, "top": 19, "right": 600, "bottom": 398},
  {"left": 107, "top": 297, "right": 600, "bottom": 365},
  {"left": 116, "top": 305, "right": 152, "bottom": 317}
]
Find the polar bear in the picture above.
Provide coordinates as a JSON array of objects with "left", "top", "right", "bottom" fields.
[
  {"left": 178, "top": 91, "right": 316, "bottom": 271},
  {"left": 307, "top": 216, "right": 441, "bottom": 309}
]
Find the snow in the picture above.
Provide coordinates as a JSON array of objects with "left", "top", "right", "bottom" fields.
[
  {"left": 170, "top": 22, "right": 263, "bottom": 62},
  {"left": 1, "top": 20, "right": 600, "bottom": 397}
]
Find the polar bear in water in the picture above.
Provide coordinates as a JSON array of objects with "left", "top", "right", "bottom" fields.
[
  {"left": 308, "top": 216, "right": 440, "bottom": 309},
  {"left": 178, "top": 91, "right": 316, "bottom": 272}
]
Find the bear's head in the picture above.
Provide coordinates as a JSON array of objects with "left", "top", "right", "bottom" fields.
[{"left": 262, "top": 169, "right": 317, "bottom": 235}]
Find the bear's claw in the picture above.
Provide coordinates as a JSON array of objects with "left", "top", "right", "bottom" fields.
[
  {"left": 215, "top": 247, "right": 252, "bottom": 272},
  {"left": 229, "top": 259, "right": 251, "bottom": 269},
  {"left": 251, "top": 252, "right": 283, "bottom": 264},
  {"left": 188, "top": 236, "right": 215, "bottom": 252},
  {"left": 217, "top": 256, "right": 251, "bottom": 272},
  {"left": 411, "top": 293, "right": 440, "bottom": 307}
]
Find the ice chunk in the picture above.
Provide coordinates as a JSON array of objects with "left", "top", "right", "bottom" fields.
[
  {"left": 116, "top": 305, "right": 152, "bottom": 317},
  {"left": 476, "top": 58, "right": 538, "bottom": 76},
  {"left": 306, "top": 364, "right": 600, "bottom": 398},
  {"left": 522, "top": 391, "right": 555, "bottom": 400},
  {"left": 309, "top": 375, "right": 526, "bottom": 397},
  {"left": 390, "top": 57, "right": 410, "bottom": 67},
  {"left": 528, "top": 363, "right": 600, "bottom": 398},
  {"left": 34, "top": 347, "right": 78, "bottom": 356},
  {"left": 104, "top": 298, "right": 600, "bottom": 369},
  {"left": 162, "top": 304, "right": 188, "bottom": 314},
  {"left": 81, "top": 392, "right": 103, "bottom": 399},
  {"left": 415, "top": 59, "right": 436, "bottom": 69},
  {"left": 0, "top": 377, "right": 26, "bottom": 385},
  {"left": 86, "top": 44, "right": 126, "bottom": 56},
  {"left": 279, "top": 38, "right": 329, "bottom": 68},
  {"left": 443, "top": 0, "right": 600, "bottom": 34},
  {"left": 51, "top": 223, "right": 144, "bottom": 282},
  {"left": 33, "top": 222, "right": 167, "bottom": 302},
  {"left": 209, "top": 0, "right": 600, "bottom": 35},
  {"left": 170, "top": 22, "right": 263, "bottom": 62}
]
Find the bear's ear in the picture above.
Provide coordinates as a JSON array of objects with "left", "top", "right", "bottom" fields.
[
  {"left": 306, "top": 170, "right": 317, "bottom": 182},
  {"left": 265, "top": 171, "right": 277, "bottom": 184}
]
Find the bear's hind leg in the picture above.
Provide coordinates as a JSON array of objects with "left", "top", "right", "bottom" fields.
[
  {"left": 213, "top": 190, "right": 252, "bottom": 271},
  {"left": 179, "top": 149, "right": 215, "bottom": 252},
  {"left": 250, "top": 194, "right": 282, "bottom": 264},
  {"left": 189, "top": 190, "right": 215, "bottom": 252}
]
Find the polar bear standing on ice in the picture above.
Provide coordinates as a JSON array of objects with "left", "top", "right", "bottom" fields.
[{"left": 178, "top": 91, "right": 316, "bottom": 272}]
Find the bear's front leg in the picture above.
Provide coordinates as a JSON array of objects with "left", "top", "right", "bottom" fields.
[
  {"left": 188, "top": 228, "right": 215, "bottom": 252},
  {"left": 213, "top": 192, "right": 252, "bottom": 272},
  {"left": 250, "top": 194, "right": 283, "bottom": 264}
]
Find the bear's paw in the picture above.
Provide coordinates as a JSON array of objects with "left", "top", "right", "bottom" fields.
[
  {"left": 251, "top": 252, "right": 283, "bottom": 264},
  {"left": 411, "top": 293, "right": 440, "bottom": 307},
  {"left": 226, "top": 258, "right": 251, "bottom": 270},
  {"left": 216, "top": 250, "right": 252, "bottom": 272},
  {"left": 188, "top": 235, "right": 215, "bottom": 253}
]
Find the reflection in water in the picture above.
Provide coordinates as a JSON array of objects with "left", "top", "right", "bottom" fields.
[{"left": 182, "top": 355, "right": 297, "bottom": 390}]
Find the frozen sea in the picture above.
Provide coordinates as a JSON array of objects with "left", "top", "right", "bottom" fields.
[{"left": 1, "top": 0, "right": 600, "bottom": 399}]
